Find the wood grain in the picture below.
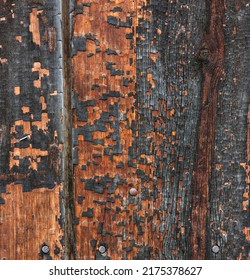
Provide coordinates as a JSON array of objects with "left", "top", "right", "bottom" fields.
[
  {"left": 190, "top": 0, "right": 225, "bottom": 259},
  {"left": 0, "top": 0, "right": 249, "bottom": 260},
  {"left": 0, "top": 0, "right": 63, "bottom": 259}
]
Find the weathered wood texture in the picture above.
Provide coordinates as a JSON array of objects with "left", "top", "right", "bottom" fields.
[
  {"left": 62, "top": 0, "right": 76, "bottom": 260},
  {"left": 207, "top": 0, "right": 250, "bottom": 259},
  {"left": 0, "top": 0, "right": 64, "bottom": 259},
  {"left": 72, "top": 0, "right": 139, "bottom": 260},
  {"left": 72, "top": 0, "right": 250, "bottom": 260},
  {"left": 190, "top": 0, "right": 225, "bottom": 259},
  {"left": 72, "top": 0, "right": 204, "bottom": 260},
  {"left": 0, "top": 0, "right": 249, "bottom": 260}
]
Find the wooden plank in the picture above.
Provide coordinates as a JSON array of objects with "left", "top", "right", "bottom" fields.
[
  {"left": 72, "top": 0, "right": 139, "bottom": 260},
  {"left": 207, "top": 0, "right": 250, "bottom": 259},
  {"left": 190, "top": 0, "right": 225, "bottom": 259},
  {"left": 0, "top": 0, "right": 63, "bottom": 259}
]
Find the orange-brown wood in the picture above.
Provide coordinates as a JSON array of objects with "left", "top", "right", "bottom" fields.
[
  {"left": 0, "top": 0, "right": 249, "bottom": 261},
  {"left": 72, "top": 0, "right": 165, "bottom": 259},
  {"left": 0, "top": 184, "right": 63, "bottom": 260}
]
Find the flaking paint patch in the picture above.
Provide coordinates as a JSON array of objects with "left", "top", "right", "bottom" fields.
[
  {"left": 32, "top": 62, "right": 50, "bottom": 88},
  {"left": 242, "top": 105, "right": 250, "bottom": 241},
  {"left": 0, "top": 0, "right": 63, "bottom": 258},
  {"left": 243, "top": 227, "right": 250, "bottom": 241},
  {"left": 72, "top": 0, "right": 199, "bottom": 260},
  {"left": 15, "top": 36, "right": 22, "bottom": 42},
  {"left": 72, "top": 0, "right": 139, "bottom": 259},
  {"left": 29, "top": 8, "right": 42, "bottom": 46},
  {"left": 14, "top": 87, "right": 20, "bottom": 95},
  {"left": 32, "top": 112, "right": 50, "bottom": 130}
]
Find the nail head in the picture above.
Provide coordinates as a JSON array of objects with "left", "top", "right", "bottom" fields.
[
  {"left": 129, "top": 188, "right": 138, "bottom": 196},
  {"left": 98, "top": 245, "right": 106, "bottom": 254},
  {"left": 41, "top": 244, "right": 50, "bottom": 254},
  {"left": 212, "top": 245, "right": 220, "bottom": 254}
]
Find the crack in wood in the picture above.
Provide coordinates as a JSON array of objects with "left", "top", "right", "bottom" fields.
[
  {"left": 62, "top": 0, "right": 76, "bottom": 260},
  {"left": 191, "top": 0, "right": 225, "bottom": 260}
]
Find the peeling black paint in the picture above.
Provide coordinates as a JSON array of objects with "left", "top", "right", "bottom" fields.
[
  {"left": 1, "top": 0, "right": 247, "bottom": 261},
  {"left": 82, "top": 208, "right": 94, "bottom": 218},
  {"left": 0, "top": 0, "right": 62, "bottom": 190}
]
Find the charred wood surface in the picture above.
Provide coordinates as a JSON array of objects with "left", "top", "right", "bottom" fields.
[
  {"left": 0, "top": 0, "right": 249, "bottom": 260},
  {"left": 0, "top": 0, "right": 64, "bottom": 259}
]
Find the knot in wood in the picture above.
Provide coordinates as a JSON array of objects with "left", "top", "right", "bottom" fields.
[{"left": 198, "top": 47, "right": 210, "bottom": 62}]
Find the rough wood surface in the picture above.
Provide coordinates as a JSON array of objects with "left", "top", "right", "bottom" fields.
[
  {"left": 71, "top": 0, "right": 250, "bottom": 260},
  {"left": 0, "top": 0, "right": 63, "bottom": 259},
  {"left": 0, "top": 0, "right": 249, "bottom": 260},
  {"left": 72, "top": 0, "right": 139, "bottom": 260},
  {"left": 190, "top": 0, "right": 225, "bottom": 259},
  {"left": 207, "top": 0, "right": 250, "bottom": 259},
  {"left": 62, "top": 0, "right": 76, "bottom": 260}
]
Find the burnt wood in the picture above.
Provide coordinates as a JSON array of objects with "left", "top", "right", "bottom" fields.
[{"left": 0, "top": 0, "right": 249, "bottom": 260}]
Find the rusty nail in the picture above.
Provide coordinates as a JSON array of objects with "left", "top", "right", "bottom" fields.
[{"left": 129, "top": 188, "right": 138, "bottom": 196}]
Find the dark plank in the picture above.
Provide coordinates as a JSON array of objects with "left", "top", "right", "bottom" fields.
[
  {"left": 0, "top": 0, "right": 63, "bottom": 259},
  {"left": 207, "top": 0, "right": 250, "bottom": 260}
]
